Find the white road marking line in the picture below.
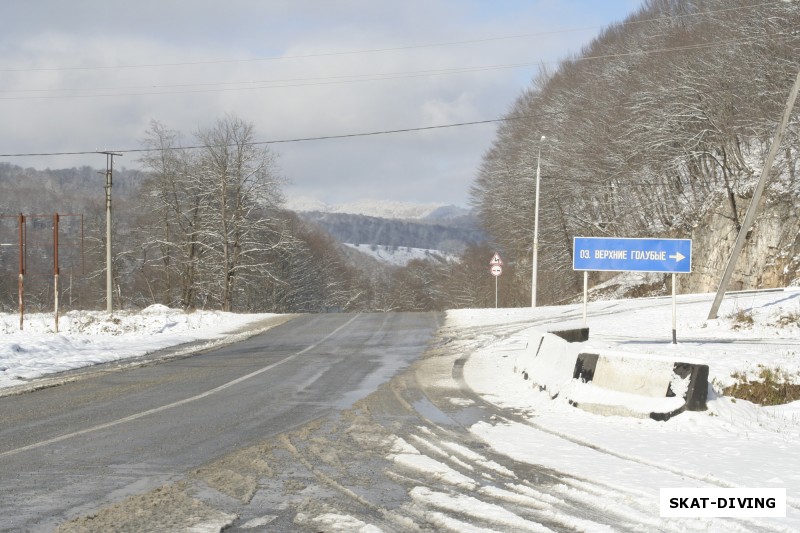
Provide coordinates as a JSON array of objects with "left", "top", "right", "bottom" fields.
[{"left": 0, "top": 314, "right": 361, "bottom": 458}]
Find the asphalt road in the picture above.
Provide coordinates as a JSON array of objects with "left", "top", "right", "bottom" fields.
[{"left": 0, "top": 312, "right": 442, "bottom": 532}]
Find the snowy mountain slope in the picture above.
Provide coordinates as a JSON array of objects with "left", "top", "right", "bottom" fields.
[
  {"left": 285, "top": 197, "right": 484, "bottom": 261},
  {"left": 344, "top": 243, "right": 456, "bottom": 267},
  {"left": 285, "top": 196, "right": 469, "bottom": 221}
]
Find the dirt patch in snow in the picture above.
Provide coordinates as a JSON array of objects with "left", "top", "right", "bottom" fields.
[{"left": 54, "top": 481, "right": 236, "bottom": 533}]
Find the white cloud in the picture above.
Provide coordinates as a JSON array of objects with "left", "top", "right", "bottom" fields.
[{"left": 1, "top": 1, "right": 640, "bottom": 206}]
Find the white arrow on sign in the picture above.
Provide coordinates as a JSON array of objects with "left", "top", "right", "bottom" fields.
[{"left": 669, "top": 252, "right": 685, "bottom": 262}]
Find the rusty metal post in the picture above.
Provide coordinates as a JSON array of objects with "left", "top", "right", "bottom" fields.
[
  {"left": 18, "top": 213, "right": 24, "bottom": 330},
  {"left": 54, "top": 213, "right": 60, "bottom": 333}
]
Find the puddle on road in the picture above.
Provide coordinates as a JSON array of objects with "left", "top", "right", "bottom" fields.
[
  {"left": 448, "top": 404, "right": 487, "bottom": 426},
  {"left": 412, "top": 397, "right": 455, "bottom": 425},
  {"left": 333, "top": 354, "right": 419, "bottom": 410}
]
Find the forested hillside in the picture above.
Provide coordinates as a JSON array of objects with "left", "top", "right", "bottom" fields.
[
  {"left": 0, "top": 120, "right": 493, "bottom": 314},
  {"left": 472, "top": 0, "right": 800, "bottom": 305},
  {"left": 0, "top": 163, "right": 141, "bottom": 312}
]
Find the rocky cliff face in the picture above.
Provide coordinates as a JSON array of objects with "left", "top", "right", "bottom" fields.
[{"left": 683, "top": 196, "right": 800, "bottom": 294}]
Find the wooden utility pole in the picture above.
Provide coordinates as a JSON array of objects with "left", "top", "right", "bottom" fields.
[{"left": 708, "top": 71, "right": 800, "bottom": 319}]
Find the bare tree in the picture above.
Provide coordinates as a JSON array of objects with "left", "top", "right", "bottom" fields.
[
  {"left": 138, "top": 116, "right": 293, "bottom": 312},
  {"left": 138, "top": 120, "right": 207, "bottom": 309},
  {"left": 191, "top": 115, "right": 289, "bottom": 311}
]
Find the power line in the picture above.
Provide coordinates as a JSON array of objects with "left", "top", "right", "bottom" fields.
[
  {"left": 0, "top": 62, "right": 545, "bottom": 100},
  {"left": 0, "top": 116, "right": 537, "bottom": 159},
  {"left": 0, "top": 30, "right": 597, "bottom": 74},
  {"left": 0, "top": 1, "right": 786, "bottom": 74},
  {"left": 2, "top": 32, "right": 795, "bottom": 101}
]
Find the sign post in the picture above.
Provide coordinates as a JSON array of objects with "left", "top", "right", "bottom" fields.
[
  {"left": 583, "top": 271, "right": 588, "bottom": 326},
  {"left": 573, "top": 237, "right": 692, "bottom": 343},
  {"left": 490, "top": 253, "right": 503, "bottom": 309}
]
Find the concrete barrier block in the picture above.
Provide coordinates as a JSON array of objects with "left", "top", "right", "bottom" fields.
[
  {"left": 549, "top": 327, "right": 590, "bottom": 343},
  {"left": 592, "top": 355, "right": 674, "bottom": 397},
  {"left": 573, "top": 353, "right": 598, "bottom": 381},
  {"left": 571, "top": 351, "right": 709, "bottom": 419},
  {"left": 671, "top": 362, "right": 709, "bottom": 412},
  {"left": 511, "top": 327, "right": 708, "bottom": 420},
  {"left": 514, "top": 329, "right": 581, "bottom": 398}
]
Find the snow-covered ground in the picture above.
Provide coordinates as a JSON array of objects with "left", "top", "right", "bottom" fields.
[
  {"left": 454, "top": 288, "right": 800, "bottom": 530},
  {"left": 2, "top": 288, "right": 799, "bottom": 529}
]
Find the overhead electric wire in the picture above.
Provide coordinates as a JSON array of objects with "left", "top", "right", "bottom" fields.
[
  {"left": 2, "top": 32, "right": 795, "bottom": 101},
  {"left": 0, "top": 116, "right": 537, "bottom": 158},
  {"left": 0, "top": 1, "right": 784, "bottom": 74},
  {"left": 0, "top": 62, "right": 542, "bottom": 100}
]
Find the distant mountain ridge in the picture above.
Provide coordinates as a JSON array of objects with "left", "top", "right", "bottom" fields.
[
  {"left": 286, "top": 197, "right": 485, "bottom": 256},
  {"left": 285, "top": 197, "right": 470, "bottom": 221}
]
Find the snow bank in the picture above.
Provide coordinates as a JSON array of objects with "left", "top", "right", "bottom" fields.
[
  {"left": 0, "top": 309, "right": 277, "bottom": 390},
  {"left": 454, "top": 289, "right": 800, "bottom": 529}
]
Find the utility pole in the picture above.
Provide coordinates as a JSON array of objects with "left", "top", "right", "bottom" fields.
[
  {"left": 98, "top": 151, "right": 122, "bottom": 313},
  {"left": 531, "top": 135, "right": 546, "bottom": 307},
  {"left": 707, "top": 70, "right": 800, "bottom": 319}
]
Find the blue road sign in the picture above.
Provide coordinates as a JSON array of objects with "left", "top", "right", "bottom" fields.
[{"left": 573, "top": 237, "right": 692, "bottom": 273}]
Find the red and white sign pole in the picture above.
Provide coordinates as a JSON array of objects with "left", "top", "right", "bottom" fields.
[{"left": 490, "top": 253, "right": 503, "bottom": 308}]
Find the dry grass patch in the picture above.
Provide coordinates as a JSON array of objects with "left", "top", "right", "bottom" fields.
[
  {"left": 727, "top": 308, "right": 755, "bottom": 330},
  {"left": 724, "top": 367, "right": 800, "bottom": 406}
]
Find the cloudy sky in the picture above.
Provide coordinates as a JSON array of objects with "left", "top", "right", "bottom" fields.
[{"left": 1, "top": 1, "right": 641, "bottom": 207}]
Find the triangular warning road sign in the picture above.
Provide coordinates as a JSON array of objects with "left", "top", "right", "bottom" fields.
[{"left": 489, "top": 253, "right": 503, "bottom": 266}]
